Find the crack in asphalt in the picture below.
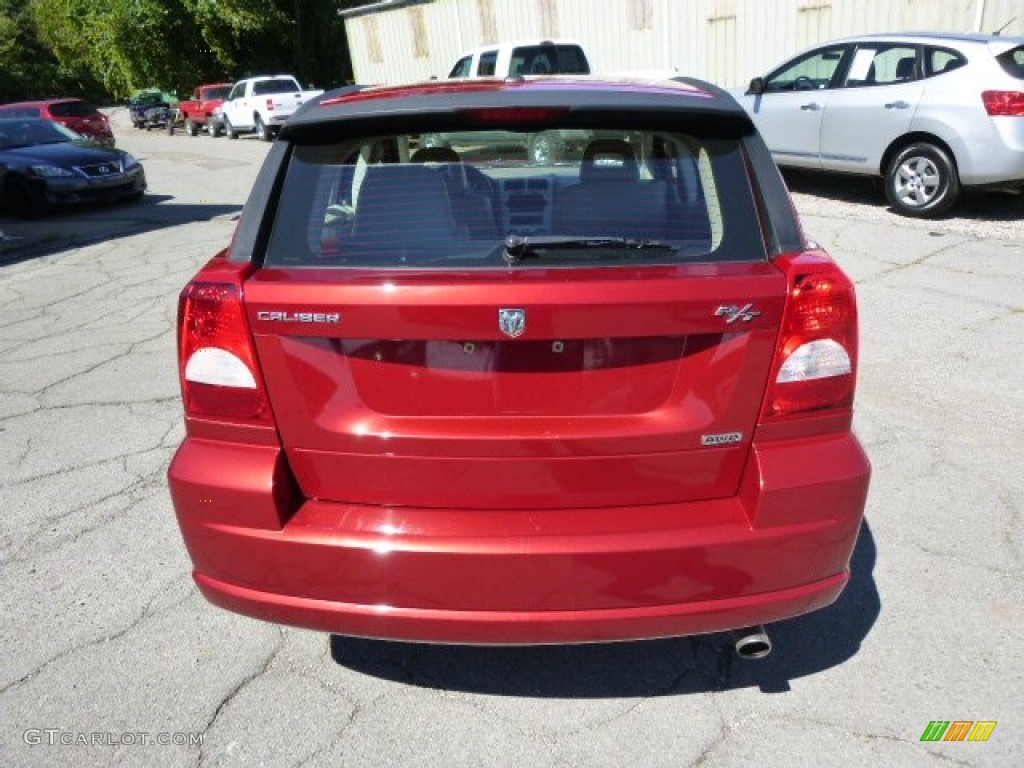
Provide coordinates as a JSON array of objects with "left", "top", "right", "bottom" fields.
[
  {"left": 0, "top": 579, "right": 191, "bottom": 695},
  {"left": 0, "top": 417, "right": 177, "bottom": 490},
  {"left": 757, "top": 715, "right": 977, "bottom": 768},
  {"left": 195, "top": 630, "right": 286, "bottom": 767},
  {"left": 1, "top": 465, "right": 169, "bottom": 567}
]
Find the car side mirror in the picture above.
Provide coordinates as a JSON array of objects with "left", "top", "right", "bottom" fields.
[{"left": 747, "top": 77, "right": 766, "bottom": 95}]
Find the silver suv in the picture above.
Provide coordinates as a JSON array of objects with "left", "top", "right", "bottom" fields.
[{"left": 731, "top": 32, "right": 1024, "bottom": 217}]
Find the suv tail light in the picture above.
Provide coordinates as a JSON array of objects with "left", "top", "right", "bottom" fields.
[
  {"left": 982, "top": 90, "right": 1024, "bottom": 116},
  {"left": 761, "top": 251, "right": 858, "bottom": 420},
  {"left": 178, "top": 279, "right": 273, "bottom": 424},
  {"left": 266, "top": 98, "right": 275, "bottom": 112}
]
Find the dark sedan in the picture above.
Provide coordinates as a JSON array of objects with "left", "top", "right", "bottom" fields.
[{"left": 0, "top": 118, "right": 146, "bottom": 218}]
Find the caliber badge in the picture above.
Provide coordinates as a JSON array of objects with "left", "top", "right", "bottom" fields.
[{"left": 257, "top": 311, "right": 341, "bottom": 324}]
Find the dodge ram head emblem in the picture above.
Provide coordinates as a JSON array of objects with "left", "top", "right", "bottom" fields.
[{"left": 498, "top": 308, "right": 526, "bottom": 337}]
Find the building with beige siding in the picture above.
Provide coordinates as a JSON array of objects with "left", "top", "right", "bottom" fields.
[{"left": 340, "top": 0, "right": 1022, "bottom": 87}]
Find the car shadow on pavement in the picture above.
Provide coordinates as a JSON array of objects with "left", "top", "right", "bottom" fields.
[
  {"left": 0, "top": 195, "right": 243, "bottom": 267},
  {"left": 781, "top": 169, "right": 1024, "bottom": 222},
  {"left": 329, "top": 521, "right": 880, "bottom": 697}
]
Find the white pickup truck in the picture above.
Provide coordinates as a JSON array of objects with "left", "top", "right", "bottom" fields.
[
  {"left": 219, "top": 75, "right": 323, "bottom": 141},
  {"left": 427, "top": 40, "right": 677, "bottom": 163}
]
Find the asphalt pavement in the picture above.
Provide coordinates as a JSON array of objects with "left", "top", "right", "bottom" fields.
[{"left": 0, "top": 109, "right": 1021, "bottom": 767}]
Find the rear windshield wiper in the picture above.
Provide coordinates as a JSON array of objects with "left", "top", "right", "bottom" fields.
[{"left": 502, "top": 234, "right": 678, "bottom": 264}]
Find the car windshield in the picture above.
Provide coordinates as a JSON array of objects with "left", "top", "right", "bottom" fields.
[
  {"left": 252, "top": 79, "right": 301, "bottom": 96},
  {"left": 203, "top": 86, "right": 232, "bottom": 101},
  {"left": 265, "top": 127, "right": 766, "bottom": 269},
  {"left": 0, "top": 106, "right": 41, "bottom": 118},
  {"left": 0, "top": 118, "right": 79, "bottom": 149},
  {"left": 132, "top": 92, "right": 164, "bottom": 105}
]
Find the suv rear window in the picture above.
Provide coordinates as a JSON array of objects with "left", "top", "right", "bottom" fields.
[
  {"left": 48, "top": 101, "right": 99, "bottom": 118},
  {"left": 265, "top": 128, "right": 765, "bottom": 269}
]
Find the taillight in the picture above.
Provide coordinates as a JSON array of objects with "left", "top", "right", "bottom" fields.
[
  {"left": 982, "top": 90, "right": 1024, "bottom": 116},
  {"left": 761, "top": 251, "right": 858, "bottom": 420},
  {"left": 266, "top": 98, "right": 275, "bottom": 112},
  {"left": 178, "top": 280, "right": 273, "bottom": 423}
]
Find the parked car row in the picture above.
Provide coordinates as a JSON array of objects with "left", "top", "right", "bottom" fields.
[{"left": 161, "top": 75, "right": 323, "bottom": 141}]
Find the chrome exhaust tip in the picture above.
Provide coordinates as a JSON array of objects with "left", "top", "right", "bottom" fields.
[{"left": 731, "top": 625, "right": 772, "bottom": 660}]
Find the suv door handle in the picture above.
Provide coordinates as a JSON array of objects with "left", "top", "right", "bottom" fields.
[
  {"left": 885, "top": 101, "right": 911, "bottom": 109},
  {"left": 800, "top": 102, "right": 821, "bottom": 111}
]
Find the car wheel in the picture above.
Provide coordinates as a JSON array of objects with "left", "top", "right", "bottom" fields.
[
  {"left": 255, "top": 115, "right": 272, "bottom": 142},
  {"left": 185, "top": 118, "right": 197, "bottom": 137},
  {"left": 166, "top": 119, "right": 175, "bottom": 135},
  {"left": 209, "top": 122, "right": 222, "bottom": 138},
  {"left": 884, "top": 142, "right": 960, "bottom": 218},
  {"left": 529, "top": 132, "right": 563, "bottom": 165},
  {"left": 224, "top": 117, "right": 238, "bottom": 140},
  {"left": 5, "top": 177, "right": 49, "bottom": 219}
]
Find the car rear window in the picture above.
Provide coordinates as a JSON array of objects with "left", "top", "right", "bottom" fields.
[
  {"left": 264, "top": 128, "right": 766, "bottom": 269},
  {"left": 510, "top": 45, "right": 591, "bottom": 75},
  {"left": 252, "top": 78, "right": 301, "bottom": 96},
  {"left": 996, "top": 46, "right": 1024, "bottom": 79},
  {"left": 48, "top": 101, "right": 99, "bottom": 118},
  {"left": 202, "top": 86, "right": 231, "bottom": 101}
]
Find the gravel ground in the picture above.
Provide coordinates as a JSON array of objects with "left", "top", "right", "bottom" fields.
[{"left": 783, "top": 169, "right": 1023, "bottom": 242}]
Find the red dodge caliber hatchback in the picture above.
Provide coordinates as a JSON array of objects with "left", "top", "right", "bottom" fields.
[{"left": 168, "top": 77, "right": 870, "bottom": 649}]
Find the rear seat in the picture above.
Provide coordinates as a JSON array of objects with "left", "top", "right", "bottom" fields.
[
  {"left": 552, "top": 139, "right": 668, "bottom": 239},
  {"left": 351, "top": 164, "right": 459, "bottom": 246},
  {"left": 410, "top": 147, "right": 498, "bottom": 239}
]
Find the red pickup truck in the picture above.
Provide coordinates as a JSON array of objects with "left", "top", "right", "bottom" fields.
[{"left": 174, "top": 83, "right": 233, "bottom": 136}]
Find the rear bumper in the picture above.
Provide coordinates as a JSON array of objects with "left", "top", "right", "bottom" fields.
[{"left": 169, "top": 431, "right": 870, "bottom": 644}]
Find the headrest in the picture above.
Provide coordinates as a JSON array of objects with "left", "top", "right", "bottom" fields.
[
  {"left": 353, "top": 164, "right": 457, "bottom": 242},
  {"left": 580, "top": 139, "right": 640, "bottom": 183},
  {"left": 895, "top": 57, "right": 915, "bottom": 80},
  {"left": 411, "top": 146, "right": 461, "bottom": 163}
]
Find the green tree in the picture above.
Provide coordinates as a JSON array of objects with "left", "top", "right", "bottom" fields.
[
  {"left": 184, "top": 0, "right": 354, "bottom": 88},
  {"left": 6, "top": 0, "right": 355, "bottom": 103},
  {"left": 1, "top": 0, "right": 103, "bottom": 101},
  {"left": 31, "top": 0, "right": 217, "bottom": 98}
]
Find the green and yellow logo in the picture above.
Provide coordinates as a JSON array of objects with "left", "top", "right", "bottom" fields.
[{"left": 921, "top": 721, "right": 997, "bottom": 742}]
